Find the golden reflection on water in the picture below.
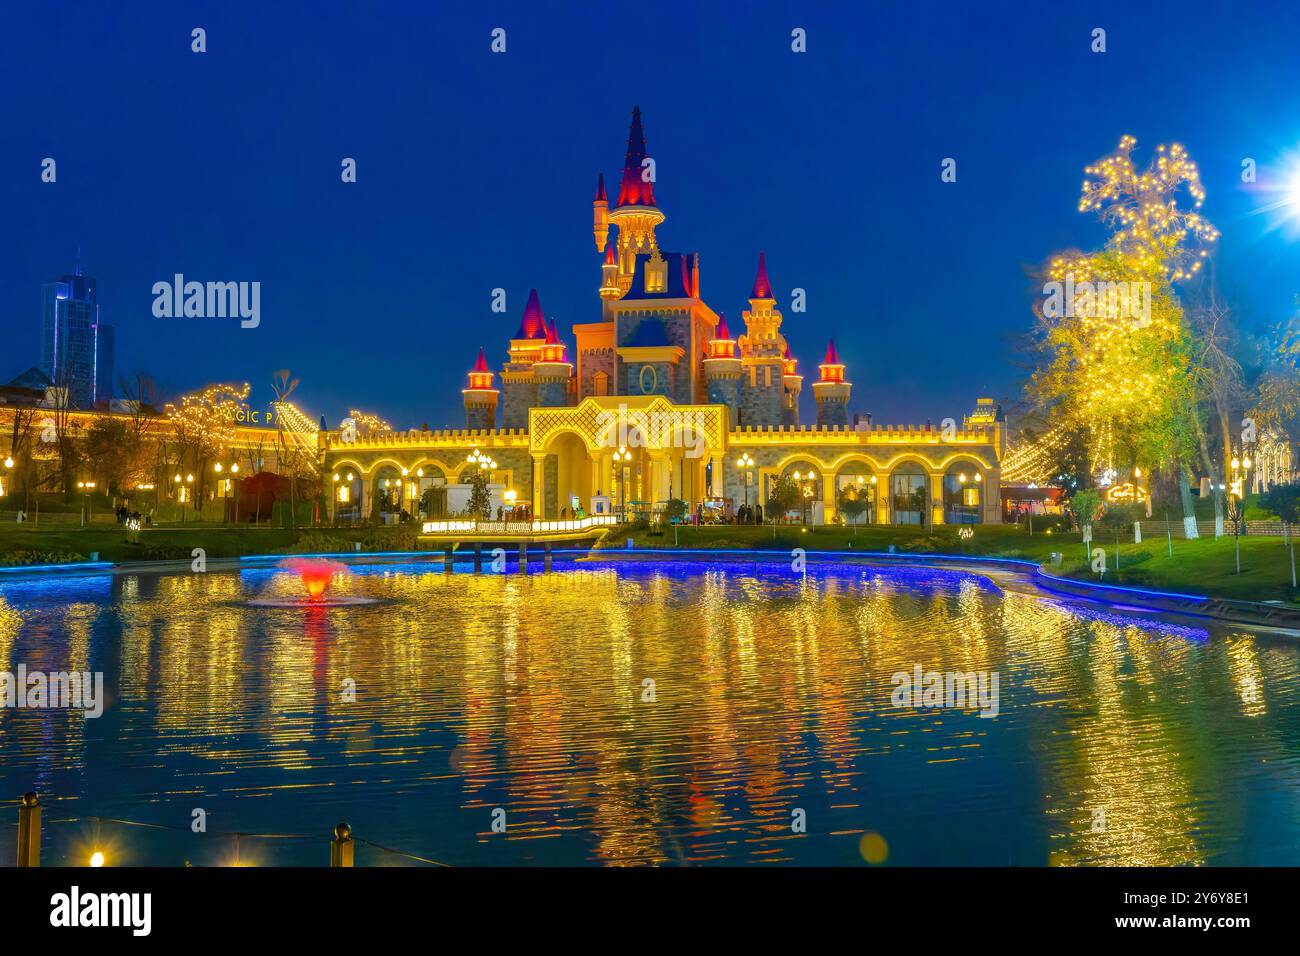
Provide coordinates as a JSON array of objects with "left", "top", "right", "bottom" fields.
[{"left": 2, "top": 561, "right": 1300, "bottom": 866}]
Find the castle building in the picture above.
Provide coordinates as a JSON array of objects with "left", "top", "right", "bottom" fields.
[{"left": 323, "top": 108, "right": 1005, "bottom": 527}]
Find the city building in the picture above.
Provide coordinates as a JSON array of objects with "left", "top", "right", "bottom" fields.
[{"left": 41, "top": 272, "right": 114, "bottom": 409}]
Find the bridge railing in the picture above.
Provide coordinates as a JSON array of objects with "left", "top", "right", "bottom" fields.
[{"left": 421, "top": 515, "right": 617, "bottom": 535}]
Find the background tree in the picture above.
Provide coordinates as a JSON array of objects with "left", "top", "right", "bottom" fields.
[
  {"left": 165, "top": 382, "right": 250, "bottom": 517},
  {"left": 838, "top": 485, "right": 869, "bottom": 527},
  {"left": 766, "top": 474, "right": 800, "bottom": 523},
  {"left": 271, "top": 370, "right": 302, "bottom": 527},
  {"left": 4, "top": 406, "right": 38, "bottom": 512},
  {"left": 1259, "top": 482, "right": 1300, "bottom": 525},
  {"left": 118, "top": 371, "right": 164, "bottom": 497},
  {"left": 84, "top": 418, "right": 132, "bottom": 495},
  {"left": 1024, "top": 136, "right": 1219, "bottom": 538},
  {"left": 48, "top": 359, "right": 81, "bottom": 499},
  {"left": 466, "top": 469, "right": 491, "bottom": 519}
]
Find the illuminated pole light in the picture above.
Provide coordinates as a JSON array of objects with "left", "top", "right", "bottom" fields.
[
  {"left": 736, "top": 453, "right": 755, "bottom": 516},
  {"left": 89, "top": 850, "right": 105, "bottom": 868},
  {"left": 613, "top": 447, "right": 632, "bottom": 517}
]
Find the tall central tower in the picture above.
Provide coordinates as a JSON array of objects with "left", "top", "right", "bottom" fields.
[{"left": 605, "top": 106, "right": 665, "bottom": 293}]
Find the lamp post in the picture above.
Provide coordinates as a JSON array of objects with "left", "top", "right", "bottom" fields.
[
  {"left": 331, "top": 472, "right": 340, "bottom": 525},
  {"left": 1229, "top": 453, "right": 1252, "bottom": 571},
  {"left": 613, "top": 446, "right": 632, "bottom": 519},
  {"left": 792, "top": 470, "right": 818, "bottom": 527},
  {"left": 3, "top": 455, "right": 12, "bottom": 502},
  {"left": 76, "top": 480, "right": 96, "bottom": 527},
  {"left": 214, "top": 461, "right": 240, "bottom": 524},
  {"left": 737, "top": 452, "right": 755, "bottom": 522}
]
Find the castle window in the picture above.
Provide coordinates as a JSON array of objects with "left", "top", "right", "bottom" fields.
[
  {"left": 764, "top": 367, "right": 772, "bottom": 387},
  {"left": 593, "top": 371, "right": 609, "bottom": 396},
  {"left": 645, "top": 251, "right": 667, "bottom": 293}
]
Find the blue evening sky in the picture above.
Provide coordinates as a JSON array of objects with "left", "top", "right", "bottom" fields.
[{"left": 2, "top": 0, "right": 1298, "bottom": 427}]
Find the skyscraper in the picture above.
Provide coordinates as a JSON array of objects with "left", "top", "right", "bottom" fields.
[{"left": 40, "top": 272, "right": 113, "bottom": 408}]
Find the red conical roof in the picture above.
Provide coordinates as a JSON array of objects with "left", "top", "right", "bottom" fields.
[
  {"left": 604, "top": 242, "right": 616, "bottom": 266},
  {"left": 715, "top": 312, "right": 732, "bottom": 340},
  {"left": 783, "top": 341, "right": 793, "bottom": 360},
  {"left": 751, "top": 251, "right": 773, "bottom": 299},
  {"left": 515, "top": 289, "right": 546, "bottom": 339},
  {"left": 615, "top": 106, "right": 657, "bottom": 208},
  {"left": 473, "top": 346, "right": 489, "bottom": 373},
  {"left": 594, "top": 172, "right": 607, "bottom": 202},
  {"left": 824, "top": 339, "right": 840, "bottom": 365},
  {"left": 544, "top": 319, "right": 559, "bottom": 345}
]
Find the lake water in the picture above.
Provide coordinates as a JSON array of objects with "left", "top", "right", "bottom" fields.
[{"left": 2, "top": 557, "right": 1299, "bottom": 866}]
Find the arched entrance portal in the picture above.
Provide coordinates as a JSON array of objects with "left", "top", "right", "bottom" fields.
[
  {"left": 943, "top": 463, "right": 984, "bottom": 525},
  {"left": 890, "top": 463, "right": 928, "bottom": 526},
  {"left": 834, "top": 469, "right": 878, "bottom": 526}
]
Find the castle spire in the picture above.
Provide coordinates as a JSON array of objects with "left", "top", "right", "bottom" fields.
[
  {"left": 819, "top": 339, "right": 844, "bottom": 382},
  {"left": 813, "top": 338, "right": 850, "bottom": 426},
  {"left": 707, "top": 311, "right": 736, "bottom": 359},
  {"left": 515, "top": 288, "right": 546, "bottom": 340},
  {"left": 751, "top": 251, "right": 773, "bottom": 300},
  {"left": 593, "top": 173, "right": 610, "bottom": 251},
  {"left": 616, "top": 106, "right": 656, "bottom": 208},
  {"left": 463, "top": 345, "right": 499, "bottom": 429}
]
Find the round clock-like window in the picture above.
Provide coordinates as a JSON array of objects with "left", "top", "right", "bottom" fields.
[{"left": 638, "top": 365, "right": 659, "bottom": 393}]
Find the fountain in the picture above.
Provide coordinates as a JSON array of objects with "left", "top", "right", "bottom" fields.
[{"left": 248, "top": 557, "right": 378, "bottom": 607}]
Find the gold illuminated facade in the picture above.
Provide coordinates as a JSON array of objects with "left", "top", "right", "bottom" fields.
[{"left": 319, "top": 109, "right": 1005, "bottom": 525}]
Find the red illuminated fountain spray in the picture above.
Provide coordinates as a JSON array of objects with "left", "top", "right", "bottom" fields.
[
  {"left": 249, "top": 557, "right": 376, "bottom": 608},
  {"left": 283, "top": 557, "right": 345, "bottom": 601}
]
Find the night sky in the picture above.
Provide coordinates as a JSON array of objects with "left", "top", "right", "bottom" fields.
[{"left": 3, "top": 1, "right": 1299, "bottom": 428}]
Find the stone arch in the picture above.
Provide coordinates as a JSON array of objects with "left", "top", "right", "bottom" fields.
[
  {"left": 327, "top": 458, "right": 368, "bottom": 478},
  {"left": 877, "top": 451, "right": 941, "bottom": 474},
  {"left": 829, "top": 454, "right": 882, "bottom": 526},
  {"left": 940, "top": 455, "right": 990, "bottom": 525},
  {"left": 887, "top": 459, "right": 930, "bottom": 526}
]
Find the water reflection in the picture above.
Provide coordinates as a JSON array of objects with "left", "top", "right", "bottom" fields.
[{"left": 1, "top": 559, "right": 1299, "bottom": 866}]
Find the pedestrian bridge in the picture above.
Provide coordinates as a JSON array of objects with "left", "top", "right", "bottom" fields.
[{"left": 419, "top": 513, "right": 618, "bottom": 542}]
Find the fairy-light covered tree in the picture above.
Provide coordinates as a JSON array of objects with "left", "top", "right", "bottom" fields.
[
  {"left": 1027, "top": 136, "right": 1218, "bottom": 536},
  {"left": 165, "top": 382, "right": 251, "bottom": 514}
]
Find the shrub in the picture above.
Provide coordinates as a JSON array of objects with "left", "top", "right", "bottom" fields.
[
  {"left": 661, "top": 498, "right": 688, "bottom": 524},
  {"left": 1258, "top": 483, "right": 1300, "bottom": 523},
  {"left": 766, "top": 475, "right": 800, "bottom": 521},
  {"left": 1097, "top": 502, "right": 1142, "bottom": 531},
  {"left": 1018, "top": 513, "right": 1072, "bottom": 533},
  {"left": 1067, "top": 489, "right": 1102, "bottom": 530},
  {"left": 0, "top": 550, "right": 87, "bottom": 567}
]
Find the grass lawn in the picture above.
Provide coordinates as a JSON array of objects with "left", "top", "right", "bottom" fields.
[{"left": 0, "top": 522, "right": 424, "bottom": 565}]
